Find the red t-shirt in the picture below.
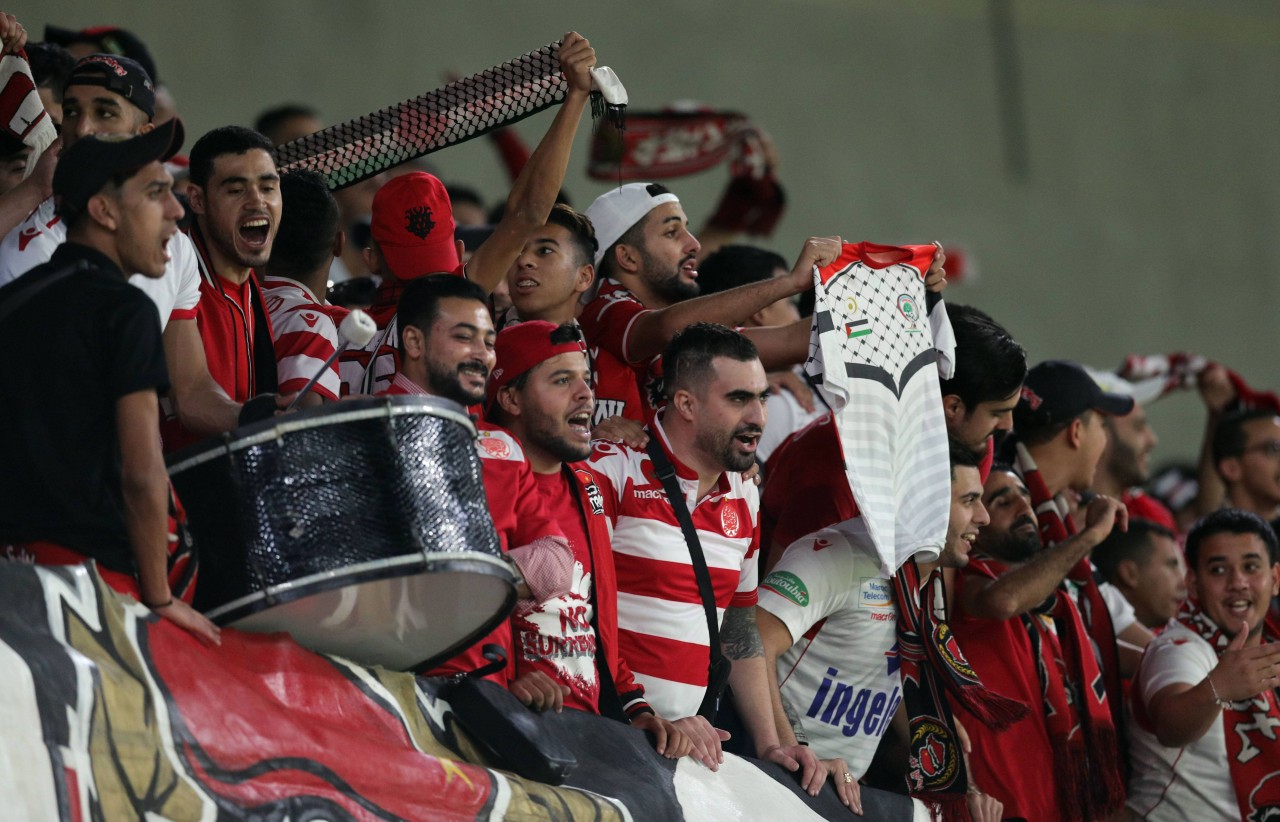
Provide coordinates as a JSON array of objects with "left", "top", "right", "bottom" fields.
[
  {"left": 950, "top": 556, "right": 1059, "bottom": 822},
  {"left": 579, "top": 278, "right": 661, "bottom": 424},
  {"left": 512, "top": 471, "right": 601, "bottom": 712}
]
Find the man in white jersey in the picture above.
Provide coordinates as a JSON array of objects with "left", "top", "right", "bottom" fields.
[
  {"left": 1129, "top": 509, "right": 1280, "bottom": 821},
  {"left": 757, "top": 439, "right": 993, "bottom": 813},
  {"left": 0, "top": 52, "right": 244, "bottom": 435}
]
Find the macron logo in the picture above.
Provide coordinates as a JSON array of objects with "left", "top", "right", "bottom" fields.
[{"left": 17, "top": 226, "right": 41, "bottom": 252}]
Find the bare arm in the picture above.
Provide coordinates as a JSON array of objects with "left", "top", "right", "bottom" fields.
[
  {"left": 466, "top": 32, "right": 593, "bottom": 293},
  {"left": 117, "top": 389, "right": 222, "bottom": 644},
  {"left": 625, "top": 237, "right": 840, "bottom": 365},
  {"left": 1146, "top": 627, "right": 1280, "bottom": 748},
  {"left": 962, "top": 496, "right": 1126, "bottom": 622},
  {"left": 743, "top": 318, "right": 810, "bottom": 371},
  {"left": 758, "top": 606, "right": 805, "bottom": 746},
  {"left": 163, "top": 318, "right": 241, "bottom": 436},
  {"left": 1181, "top": 363, "right": 1234, "bottom": 529}
]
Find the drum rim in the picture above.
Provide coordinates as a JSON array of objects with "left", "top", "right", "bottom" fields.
[
  {"left": 205, "top": 550, "right": 514, "bottom": 622},
  {"left": 167, "top": 396, "right": 477, "bottom": 474}
]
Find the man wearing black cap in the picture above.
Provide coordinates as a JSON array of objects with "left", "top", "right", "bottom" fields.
[
  {"left": 0, "top": 122, "right": 219, "bottom": 645},
  {"left": 0, "top": 52, "right": 249, "bottom": 441}
]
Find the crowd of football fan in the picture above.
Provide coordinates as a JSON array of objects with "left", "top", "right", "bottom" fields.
[{"left": 5, "top": 15, "right": 1280, "bottom": 822}]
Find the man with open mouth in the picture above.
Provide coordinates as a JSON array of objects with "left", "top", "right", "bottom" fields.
[
  {"left": 485, "top": 319, "right": 693, "bottom": 758},
  {"left": 1128, "top": 509, "right": 1280, "bottom": 821},
  {"left": 161, "top": 125, "right": 284, "bottom": 451}
]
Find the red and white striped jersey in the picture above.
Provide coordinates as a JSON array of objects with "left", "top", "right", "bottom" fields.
[
  {"left": 262, "top": 276, "right": 345, "bottom": 400},
  {"left": 585, "top": 416, "right": 760, "bottom": 720}
]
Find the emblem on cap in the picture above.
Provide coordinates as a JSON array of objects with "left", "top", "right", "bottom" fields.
[
  {"left": 404, "top": 205, "right": 435, "bottom": 240},
  {"left": 1020, "top": 386, "right": 1043, "bottom": 410}
]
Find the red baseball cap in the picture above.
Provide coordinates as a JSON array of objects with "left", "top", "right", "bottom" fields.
[
  {"left": 486, "top": 321, "right": 589, "bottom": 411},
  {"left": 370, "top": 172, "right": 459, "bottom": 280}
]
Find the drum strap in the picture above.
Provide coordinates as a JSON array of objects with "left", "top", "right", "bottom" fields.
[{"left": 645, "top": 438, "right": 731, "bottom": 721}]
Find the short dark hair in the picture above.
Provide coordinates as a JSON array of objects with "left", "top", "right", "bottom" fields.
[
  {"left": 29, "top": 43, "right": 76, "bottom": 102},
  {"left": 265, "top": 169, "right": 339, "bottom": 280},
  {"left": 696, "top": 245, "right": 789, "bottom": 296},
  {"left": 598, "top": 217, "right": 648, "bottom": 280},
  {"left": 661, "top": 323, "right": 759, "bottom": 400},
  {"left": 939, "top": 303, "right": 1027, "bottom": 409},
  {"left": 1185, "top": 508, "right": 1279, "bottom": 570},
  {"left": 396, "top": 273, "right": 489, "bottom": 352},
  {"left": 545, "top": 204, "right": 597, "bottom": 269},
  {"left": 1094, "top": 518, "right": 1177, "bottom": 585},
  {"left": 950, "top": 435, "right": 983, "bottom": 478},
  {"left": 254, "top": 104, "right": 319, "bottom": 145},
  {"left": 1017, "top": 408, "right": 1094, "bottom": 449},
  {"left": 1212, "top": 407, "right": 1278, "bottom": 468},
  {"left": 188, "top": 126, "right": 274, "bottom": 188}
]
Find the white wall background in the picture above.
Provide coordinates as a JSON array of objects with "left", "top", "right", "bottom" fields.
[{"left": 23, "top": 0, "right": 1280, "bottom": 464}]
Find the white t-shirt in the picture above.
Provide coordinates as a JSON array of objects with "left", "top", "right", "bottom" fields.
[
  {"left": 1127, "top": 621, "right": 1237, "bottom": 820},
  {"left": 758, "top": 522, "right": 900, "bottom": 777},
  {"left": 0, "top": 198, "right": 201, "bottom": 330}
]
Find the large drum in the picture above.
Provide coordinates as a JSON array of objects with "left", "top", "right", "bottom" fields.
[{"left": 168, "top": 396, "right": 514, "bottom": 671}]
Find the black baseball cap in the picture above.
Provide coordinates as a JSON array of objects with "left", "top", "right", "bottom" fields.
[
  {"left": 1014, "top": 359, "right": 1135, "bottom": 435},
  {"left": 53, "top": 117, "right": 184, "bottom": 224},
  {"left": 63, "top": 54, "right": 156, "bottom": 119}
]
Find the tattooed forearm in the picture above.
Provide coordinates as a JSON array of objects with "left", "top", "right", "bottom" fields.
[
  {"left": 721, "top": 605, "right": 765, "bottom": 660},
  {"left": 781, "top": 691, "right": 809, "bottom": 745}
]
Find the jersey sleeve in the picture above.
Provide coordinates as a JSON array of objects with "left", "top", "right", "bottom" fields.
[
  {"left": 271, "top": 308, "right": 342, "bottom": 400},
  {"left": 585, "top": 441, "right": 632, "bottom": 525},
  {"left": 1135, "top": 627, "right": 1216, "bottom": 706},
  {"left": 1098, "top": 579, "right": 1138, "bottom": 635},
  {"left": 579, "top": 289, "right": 651, "bottom": 366},
  {"left": 758, "top": 532, "right": 860, "bottom": 644},
  {"left": 168, "top": 233, "right": 202, "bottom": 321}
]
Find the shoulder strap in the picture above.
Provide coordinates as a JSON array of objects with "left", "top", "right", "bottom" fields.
[
  {"left": 644, "top": 438, "right": 727, "bottom": 694},
  {"left": 0, "top": 259, "right": 86, "bottom": 326}
]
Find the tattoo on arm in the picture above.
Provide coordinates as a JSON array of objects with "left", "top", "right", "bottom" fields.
[
  {"left": 781, "top": 691, "right": 809, "bottom": 744},
  {"left": 721, "top": 605, "right": 765, "bottom": 660}
]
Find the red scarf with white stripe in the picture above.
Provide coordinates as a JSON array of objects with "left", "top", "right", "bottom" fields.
[{"left": 1176, "top": 600, "right": 1280, "bottom": 822}]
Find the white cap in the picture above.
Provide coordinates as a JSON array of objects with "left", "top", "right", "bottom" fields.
[
  {"left": 585, "top": 182, "right": 681, "bottom": 266},
  {"left": 1084, "top": 366, "right": 1166, "bottom": 406}
]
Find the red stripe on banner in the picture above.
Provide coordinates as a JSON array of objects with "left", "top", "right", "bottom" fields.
[
  {"left": 147, "top": 624, "right": 494, "bottom": 817},
  {"left": 617, "top": 629, "right": 710, "bottom": 687},
  {"left": 613, "top": 552, "right": 740, "bottom": 606}
]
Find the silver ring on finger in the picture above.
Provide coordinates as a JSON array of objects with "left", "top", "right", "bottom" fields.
[{"left": 843, "top": 772, "right": 853, "bottom": 784}]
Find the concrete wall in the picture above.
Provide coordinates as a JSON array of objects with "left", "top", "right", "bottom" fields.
[{"left": 25, "top": 0, "right": 1280, "bottom": 462}]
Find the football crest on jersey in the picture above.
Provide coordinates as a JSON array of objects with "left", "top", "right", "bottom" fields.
[
  {"left": 896, "top": 294, "right": 921, "bottom": 330},
  {"left": 720, "top": 505, "right": 740, "bottom": 537},
  {"left": 476, "top": 430, "right": 523, "bottom": 461}
]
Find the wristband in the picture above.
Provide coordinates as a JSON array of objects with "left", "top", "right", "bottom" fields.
[
  {"left": 143, "top": 597, "right": 173, "bottom": 609},
  {"left": 238, "top": 394, "right": 279, "bottom": 427}
]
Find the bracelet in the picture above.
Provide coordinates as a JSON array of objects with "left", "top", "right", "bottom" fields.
[
  {"left": 143, "top": 597, "right": 174, "bottom": 609},
  {"left": 1207, "top": 674, "right": 1230, "bottom": 709}
]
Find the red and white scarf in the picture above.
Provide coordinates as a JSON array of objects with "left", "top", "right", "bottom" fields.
[
  {"left": 1176, "top": 600, "right": 1280, "bottom": 822},
  {"left": 1013, "top": 443, "right": 1126, "bottom": 819},
  {"left": 0, "top": 48, "right": 58, "bottom": 172}
]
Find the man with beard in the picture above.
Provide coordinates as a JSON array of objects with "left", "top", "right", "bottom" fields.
[
  {"left": 582, "top": 183, "right": 848, "bottom": 422},
  {"left": 160, "top": 125, "right": 286, "bottom": 451},
  {"left": 1087, "top": 373, "right": 1179, "bottom": 531},
  {"left": 756, "top": 439, "right": 995, "bottom": 815},
  {"left": 585, "top": 323, "right": 818, "bottom": 779},
  {"left": 486, "top": 320, "right": 692, "bottom": 758},
  {"left": 381, "top": 275, "right": 572, "bottom": 698},
  {"left": 1094, "top": 519, "right": 1187, "bottom": 631},
  {"left": 948, "top": 465, "right": 1128, "bottom": 822},
  {"left": 1128, "top": 509, "right": 1280, "bottom": 821}
]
